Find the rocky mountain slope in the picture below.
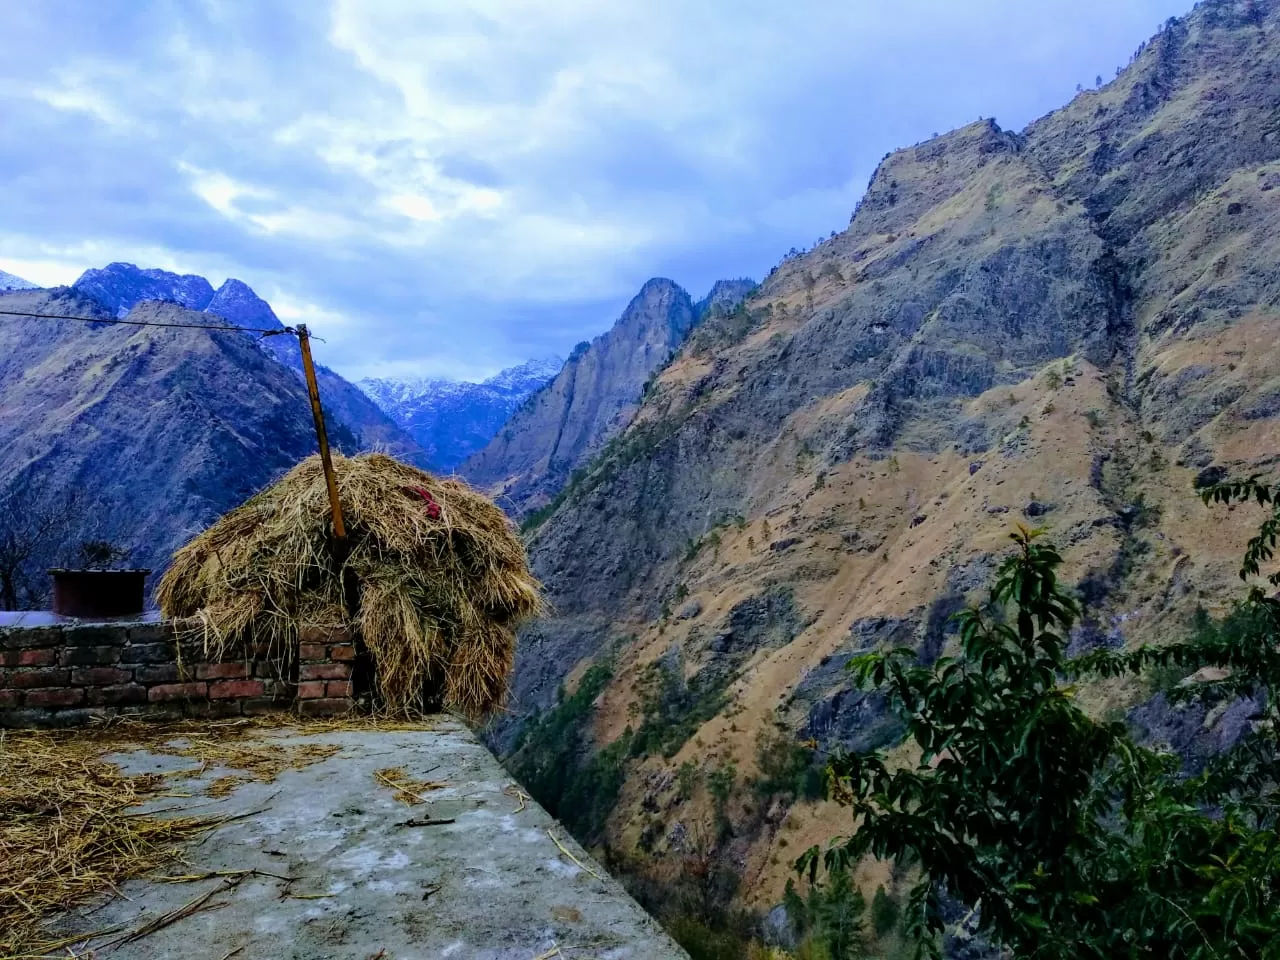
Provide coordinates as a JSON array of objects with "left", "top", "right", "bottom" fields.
[
  {"left": 462, "top": 277, "right": 753, "bottom": 515},
  {"left": 74, "top": 263, "right": 216, "bottom": 316},
  {"left": 496, "top": 0, "right": 1280, "bottom": 934},
  {"left": 69, "top": 263, "right": 427, "bottom": 467},
  {"left": 360, "top": 357, "right": 563, "bottom": 471},
  {"left": 0, "top": 287, "right": 342, "bottom": 577},
  {"left": 0, "top": 269, "right": 38, "bottom": 292}
]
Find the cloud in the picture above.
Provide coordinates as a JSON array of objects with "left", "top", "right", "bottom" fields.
[{"left": 0, "top": 0, "right": 1191, "bottom": 380}]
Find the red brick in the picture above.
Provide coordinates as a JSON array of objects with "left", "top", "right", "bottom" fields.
[
  {"left": 2, "top": 627, "right": 59, "bottom": 649},
  {"left": 298, "top": 663, "right": 350, "bottom": 681},
  {"left": 299, "top": 625, "right": 346, "bottom": 644},
  {"left": 19, "top": 648, "right": 58, "bottom": 666},
  {"left": 126, "top": 623, "right": 171, "bottom": 644},
  {"left": 328, "top": 644, "right": 356, "bottom": 662},
  {"left": 8, "top": 668, "right": 69, "bottom": 689},
  {"left": 134, "top": 664, "right": 180, "bottom": 684},
  {"left": 196, "top": 662, "right": 249, "bottom": 680},
  {"left": 148, "top": 682, "right": 207, "bottom": 702},
  {"left": 123, "top": 642, "right": 174, "bottom": 664},
  {"left": 0, "top": 689, "right": 18, "bottom": 708},
  {"left": 59, "top": 646, "right": 122, "bottom": 666},
  {"left": 62, "top": 626, "right": 122, "bottom": 647},
  {"left": 71, "top": 666, "right": 133, "bottom": 686},
  {"left": 25, "top": 687, "right": 85, "bottom": 707},
  {"left": 208, "top": 679, "right": 265, "bottom": 700},
  {"left": 296, "top": 680, "right": 326, "bottom": 699},
  {"left": 325, "top": 680, "right": 352, "bottom": 698},
  {"left": 298, "top": 697, "right": 352, "bottom": 717},
  {"left": 298, "top": 643, "right": 328, "bottom": 661},
  {"left": 87, "top": 684, "right": 148, "bottom": 706}
]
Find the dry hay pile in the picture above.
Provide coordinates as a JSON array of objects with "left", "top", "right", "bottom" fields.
[{"left": 157, "top": 453, "right": 542, "bottom": 717}]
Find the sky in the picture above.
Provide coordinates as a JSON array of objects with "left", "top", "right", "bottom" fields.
[{"left": 0, "top": 1, "right": 1191, "bottom": 382}]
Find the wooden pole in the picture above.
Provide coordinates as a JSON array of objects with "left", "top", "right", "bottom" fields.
[{"left": 296, "top": 324, "right": 347, "bottom": 540}]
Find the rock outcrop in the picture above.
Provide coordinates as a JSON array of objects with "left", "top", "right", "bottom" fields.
[
  {"left": 461, "top": 278, "right": 703, "bottom": 514},
  {"left": 73, "top": 263, "right": 215, "bottom": 317}
]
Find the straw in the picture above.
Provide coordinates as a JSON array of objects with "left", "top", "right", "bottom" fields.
[
  {"left": 156, "top": 452, "right": 543, "bottom": 718},
  {"left": 0, "top": 719, "right": 348, "bottom": 956}
]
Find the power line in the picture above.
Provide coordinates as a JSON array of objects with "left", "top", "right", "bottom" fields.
[{"left": 0, "top": 307, "right": 293, "bottom": 336}]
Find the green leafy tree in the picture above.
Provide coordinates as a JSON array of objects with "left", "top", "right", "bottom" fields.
[{"left": 798, "top": 489, "right": 1280, "bottom": 959}]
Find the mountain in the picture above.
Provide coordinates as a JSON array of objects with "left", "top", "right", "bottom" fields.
[
  {"left": 461, "top": 277, "right": 752, "bottom": 514},
  {"left": 695, "top": 278, "right": 757, "bottom": 321},
  {"left": 0, "top": 287, "right": 339, "bottom": 578},
  {"left": 69, "top": 263, "right": 428, "bottom": 468},
  {"left": 495, "top": 0, "right": 1280, "bottom": 940},
  {"left": 360, "top": 357, "right": 563, "bottom": 471},
  {"left": 0, "top": 269, "right": 38, "bottom": 292},
  {"left": 73, "top": 262, "right": 215, "bottom": 317},
  {"left": 204, "top": 277, "right": 302, "bottom": 368}
]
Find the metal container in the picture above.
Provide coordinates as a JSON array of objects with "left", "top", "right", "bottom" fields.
[{"left": 49, "top": 569, "right": 151, "bottom": 619}]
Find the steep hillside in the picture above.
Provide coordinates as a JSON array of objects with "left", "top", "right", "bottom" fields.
[
  {"left": 69, "top": 263, "right": 429, "bottom": 468},
  {"left": 462, "top": 277, "right": 752, "bottom": 515},
  {"left": 361, "top": 357, "right": 563, "bottom": 471},
  {"left": 496, "top": 0, "right": 1280, "bottom": 938},
  {"left": 0, "top": 288, "right": 336, "bottom": 577},
  {"left": 695, "top": 278, "right": 758, "bottom": 321}
]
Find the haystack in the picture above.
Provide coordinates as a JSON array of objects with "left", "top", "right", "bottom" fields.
[{"left": 157, "top": 453, "right": 542, "bottom": 717}]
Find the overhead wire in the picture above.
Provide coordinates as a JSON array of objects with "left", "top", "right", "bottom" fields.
[{"left": 0, "top": 307, "right": 295, "bottom": 337}]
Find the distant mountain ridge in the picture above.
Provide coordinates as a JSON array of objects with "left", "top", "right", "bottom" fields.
[
  {"left": 67, "top": 262, "right": 427, "bottom": 467},
  {"left": 0, "top": 269, "right": 39, "bottom": 292},
  {"left": 360, "top": 357, "right": 563, "bottom": 472},
  {"left": 460, "top": 276, "right": 755, "bottom": 514},
  {"left": 73, "top": 263, "right": 215, "bottom": 316},
  {"left": 0, "top": 287, "right": 339, "bottom": 579}
]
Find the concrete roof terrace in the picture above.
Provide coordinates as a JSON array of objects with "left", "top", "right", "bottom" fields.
[{"left": 34, "top": 718, "right": 689, "bottom": 960}]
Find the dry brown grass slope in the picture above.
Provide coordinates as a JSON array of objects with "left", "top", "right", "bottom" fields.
[{"left": 504, "top": 0, "right": 1280, "bottom": 914}]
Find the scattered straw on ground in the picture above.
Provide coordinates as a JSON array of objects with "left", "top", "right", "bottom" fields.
[
  {"left": 0, "top": 716, "right": 377, "bottom": 957},
  {"left": 0, "top": 730, "right": 217, "bottom": 957},
  {"left": 157, "top": 452, "right": 543, "bottom": 718},
  {"left": 374, "top": 766, "right": 449, "bottom": 805}
]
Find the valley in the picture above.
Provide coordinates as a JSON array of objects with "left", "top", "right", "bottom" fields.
[{"left": 3, "top": 1, "right": 1280, "bottom": 956}]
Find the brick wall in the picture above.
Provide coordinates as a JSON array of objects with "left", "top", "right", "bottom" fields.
[{"left": 0, "top": 620, "right": 355, "bottom": 728}]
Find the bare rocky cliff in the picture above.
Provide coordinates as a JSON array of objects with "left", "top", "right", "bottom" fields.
[
  {"left": 461, "top": 278, "right": 700, "bottom": 514},
  {"left": 495, "top": 0, "right": 1280, "bottom": 919}
]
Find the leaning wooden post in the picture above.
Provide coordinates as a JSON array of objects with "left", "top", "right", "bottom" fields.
[{"left": 296, "top": 324, "right": 347, "bottom": 540}]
